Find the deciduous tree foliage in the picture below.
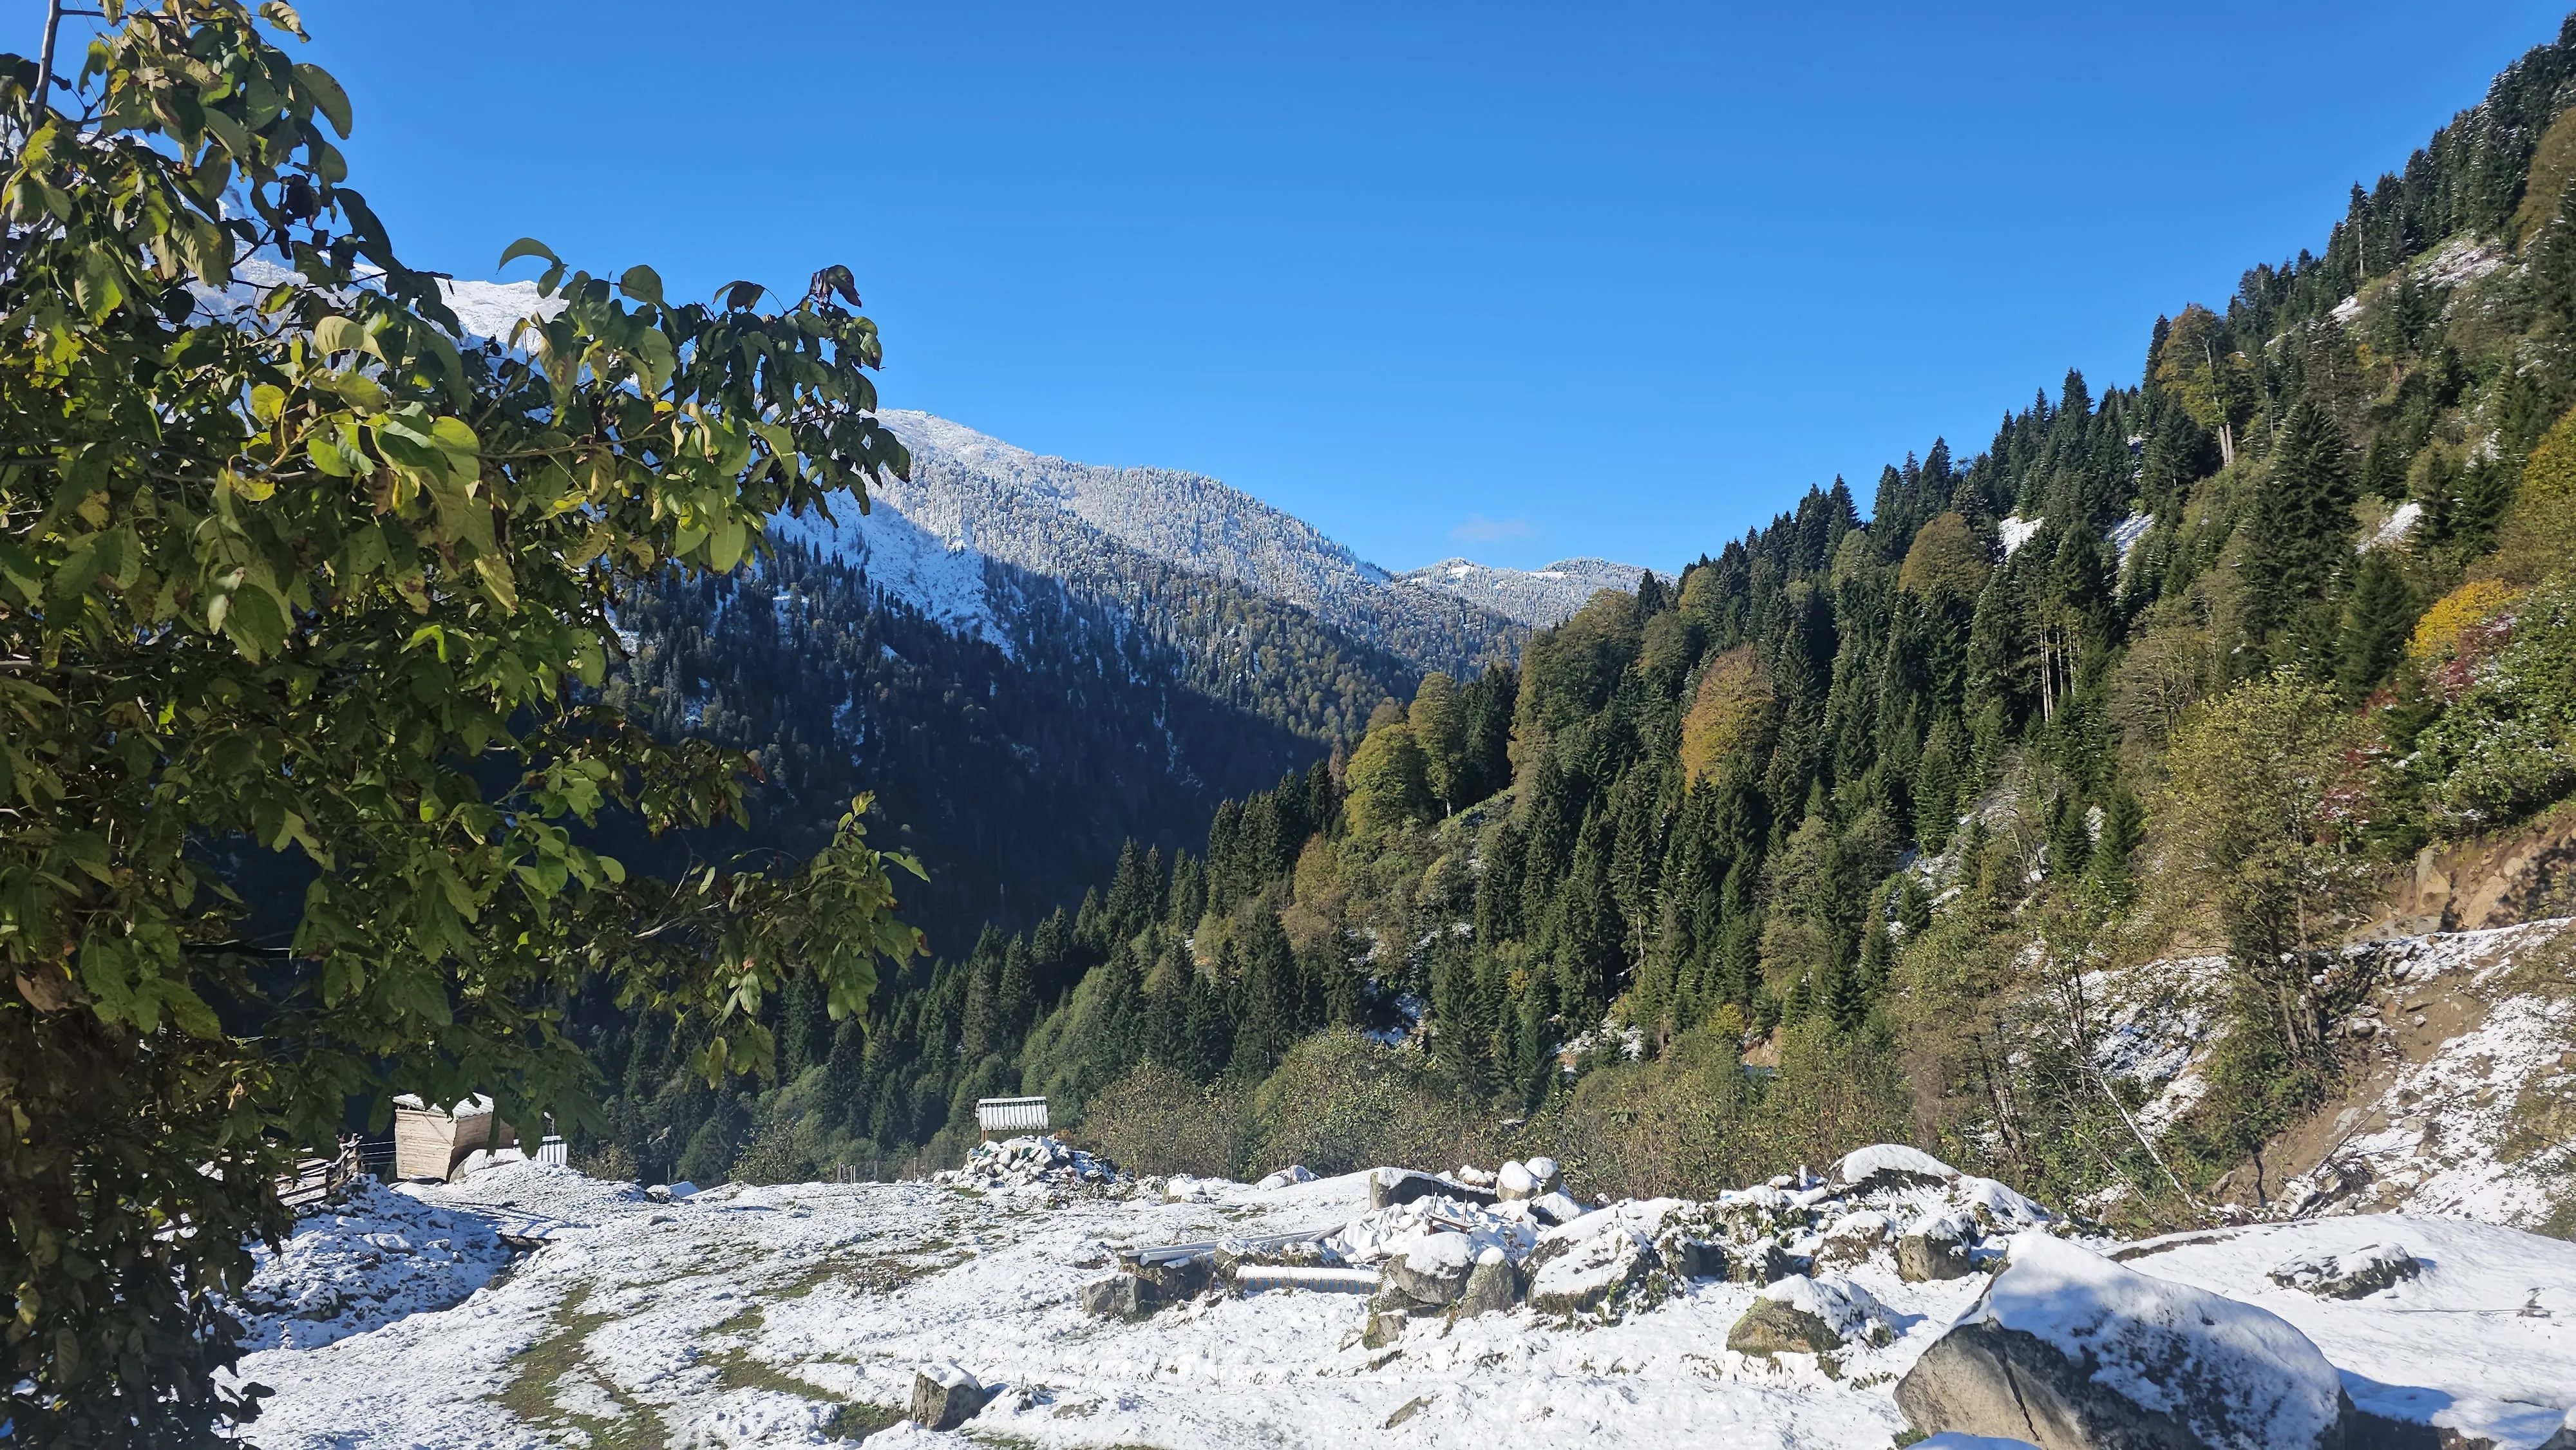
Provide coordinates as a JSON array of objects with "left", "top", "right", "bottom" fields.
[{"left": 0, "top": 4, "right": 921, "bottom": 1439}]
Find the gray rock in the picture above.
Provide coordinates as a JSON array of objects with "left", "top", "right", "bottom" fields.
[
  {"left": 909, "top": 1364, "right": 991, "bottom": 1431},
  {"left": 1898, "top": 1223, "right": 1976, "bottom": 1283},
  {"left": 1450, "top": 1248, "right": 1520, "bottom": 1317},
  {"left": 1526, "top": 1229, "right": 1662, "bottom": 1317},
  {"left": 1726, "top": 1297, "right": 1844, "bottom": 1356},
  {"left": 1897, "top": 1319, "right": 2216, "bottom": 1450},
  {"left": 1727, "top": 1241, "right": 1795, "bottom": 1285},
  {"left": 1666, "top": 1238, "right": 1727, "bottom": 1279},
  {"left": 1078, "top": 1274, "right": 1146, "bottom": 1320},
  {"left": 2266, "top": 1243, "right": 2421, "bottom": 1301},
  {"left": 1381, "top": 1247, "right": 1475, "bottom": 1308},
  {"left": 1133, "top": 1253, "right": 1214, "bottom": 1304},
  {"left": 1362, "top": 1304, "right": 1412, "bottom": 1349}
]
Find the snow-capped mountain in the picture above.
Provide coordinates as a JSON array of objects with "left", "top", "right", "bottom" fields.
[
  {"left": 1397, "top": 556, "right": 1649, "bottom": 628},
  {"left": 840, "top": 411, "right": 1525, "bottom": 681}
]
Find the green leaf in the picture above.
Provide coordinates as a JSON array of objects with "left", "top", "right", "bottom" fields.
[
  {"left": 294, "top": 62, "right": 352, "bottom": 138},
  {"left": 618, "top": 265, "right": 665, "bottom": 308},
  {"left": 498, "top": 236, "right": 558, "bottom": 272},
  {"left": 312, "top": 314, "right": 371, "bottom": 357}
]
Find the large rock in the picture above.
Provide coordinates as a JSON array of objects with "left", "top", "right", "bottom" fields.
[
  {"left": 1727, "top": 1295, "right": 1842, "bottom": 1355},
  {"left": 1083, "top": 1252, "right": 1213, "bottom": 1319},
  {"left": 1379, "top": 1233, "right": 1478, "bottom": 1308},
  {"left": 1451, "top": 1247, "right": 1520, "bottom": 1317},
  {"left": 1133, "top": 1253, "right": 1214, "bottom": 1304},
  {"left": 1899, "top": 1212, "right": 1979, "bottom": 1282},
  {"left": 1496, "top": 1157, "right": 1566, "bottom": 1202},
  {"left": 1526, "top": 1226, "right": 1662, "bottom": 1317},
  {"left": 2266, "top": 1243, "right": 2421, "bottom": 1301},
  {"left": 1078, "top": 1273, "right": 1148, "bottom": 1320},
  {"left": 1895, "top": 1234, "right": 2347, "bottom": 1450},
  {"left": 910, "top": 1362, "right": 992, "bottom": 1430},
  {"left": 1727, "top": 1273, "right": 1893, "bottom": 1357}
]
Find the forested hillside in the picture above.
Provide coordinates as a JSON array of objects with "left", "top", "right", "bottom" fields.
[{"left": 583, "top": 15, "right": 2576, "bottom": 1206}]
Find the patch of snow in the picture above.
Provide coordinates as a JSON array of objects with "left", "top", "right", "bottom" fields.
[
  {"left": 766, "top": 492, "right": 1010, "bottom": 655},
  {"left": 231, "top": 1180, "right": 516, "bottom": 1351},
  {"left": 2108, "top": 511, "right": 2154, "bottom": 569},
  {"left": 1998, "top": 515, "right": 2043, "bottom": 558},
  {"left": 2360, "top": 500, "right": 2424, "bottom": 554},
  {"left": 1835, "top": 1144, "right": 1960, "bottom": 1187}
]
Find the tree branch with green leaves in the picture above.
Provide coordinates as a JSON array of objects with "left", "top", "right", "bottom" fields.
[{"left": 0, "top": 2, "right": 923, "bottom": 1440}]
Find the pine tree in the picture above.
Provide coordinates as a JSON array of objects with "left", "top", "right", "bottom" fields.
[
  {"left": 1231, "top": 912, "right": 1302, "bottom": 1075},
  {"left": 2336, "top": 550, "right": 2417, "bottom": 701},
  {"left": 2242, "top": 399, "right": 2358, "bottom": 673}
]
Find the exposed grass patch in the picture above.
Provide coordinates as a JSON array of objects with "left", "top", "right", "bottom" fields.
[{"left": 493, "top": 1286, "right": 669, "bottom": 1449}]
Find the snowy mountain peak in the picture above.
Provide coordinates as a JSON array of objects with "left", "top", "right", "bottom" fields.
[
  {"left": 795, "top": 411, "right": 1520, "bottom": 679},
  {"left": 1397, "top": 556, "right": 1648, "bottom": 628}
]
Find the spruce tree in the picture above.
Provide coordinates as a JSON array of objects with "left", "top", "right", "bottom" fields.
[{"left": 2335, "top": 551, "right": 2417, "bottom": 701}]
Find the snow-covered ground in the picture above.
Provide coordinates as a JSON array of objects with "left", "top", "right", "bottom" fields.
[{"left": 234, "top": 1139, "right": 2576, "bottom": 1449}]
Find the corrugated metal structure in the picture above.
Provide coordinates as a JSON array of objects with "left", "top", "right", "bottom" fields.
[{"left": 974, "top": 1096, "right": 1049, "bottom": 1137}]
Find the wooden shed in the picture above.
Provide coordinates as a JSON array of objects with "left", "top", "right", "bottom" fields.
[{"left": 392, "top": 1095, "right": 516, "bottom": 1181}]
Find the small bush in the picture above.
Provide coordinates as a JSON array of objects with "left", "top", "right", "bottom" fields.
[
  {"left": 1077, "top": 1063, "right": 1248, "bottom": 1178},
  {"left": 1246, "top": 1029, "right": 1504, "bottom": 1178}
]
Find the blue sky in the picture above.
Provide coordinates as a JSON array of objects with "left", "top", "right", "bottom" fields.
[{"left": 288, "top": 1, "right": 2568, "bottom": 574}]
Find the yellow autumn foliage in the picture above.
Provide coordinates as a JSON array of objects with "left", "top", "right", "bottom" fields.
[
  {"left": 2410, "top": 578, "right": 2527, "bottom": 661},
  {"left": 1678, "top": 645, "right": 1775, "bottom": 784}
]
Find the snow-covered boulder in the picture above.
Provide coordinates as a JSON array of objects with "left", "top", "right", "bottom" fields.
[
  {"left": 1727, "top": 1273, "right": 1895, "bottom": 1355},
  {"left": 1895, "top": 1234, "right": 2346, "bottom": 1450},
  {"left": 2266, "top": 1242, "right": 2421, "bottom": 1300},
  {"left": 1496, "top": 1156, "right": 1566, "bottom": 1201},
  {"left": 1454, "top": 1247, "right": 1519, "bottom": 1317},
  {"left": 1899, "top": 1212, "right": 1979, "bottom": 1283},
  {"left": 1526, "top": 1225, "right": 1663, "bottom": 1318},
  {"left": 1379, "top": 1232, "right": 1480, "bottom": 1308},
  {"left": 1525, "top": 1189, "right": 1588, "bottom": 1225},
  {"left": 1835, "top": 1143, "right": 1960, "bottom": 1193},
  {"left": 1253, "top": 1164, "right": 1318, "bottom": 1191},
  {"left": 910, "top": 1362, "right": 992, "bottom": 1430}
]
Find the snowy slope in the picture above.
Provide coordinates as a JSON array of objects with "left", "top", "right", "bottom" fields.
[
  {"left": 1396, "top": 558, "right": 1648, "bottom": 628},
  {"left": 860, "top": 411, "right": 1523, "bottom": 677},
  {"left": 233, "top": 1142, "right": 2576, "bottom": 1450},
  {"left": 765, "top": 494, "right": 1010, "bottom": 654}
]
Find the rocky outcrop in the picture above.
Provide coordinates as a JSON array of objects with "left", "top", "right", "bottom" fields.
[
  {"left": 2266, "top": 1243, "right": 2421, "bottom": 1300},
  {"left": 1452, "top": 1248, "right": 1520, "bottom": 1318}
]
